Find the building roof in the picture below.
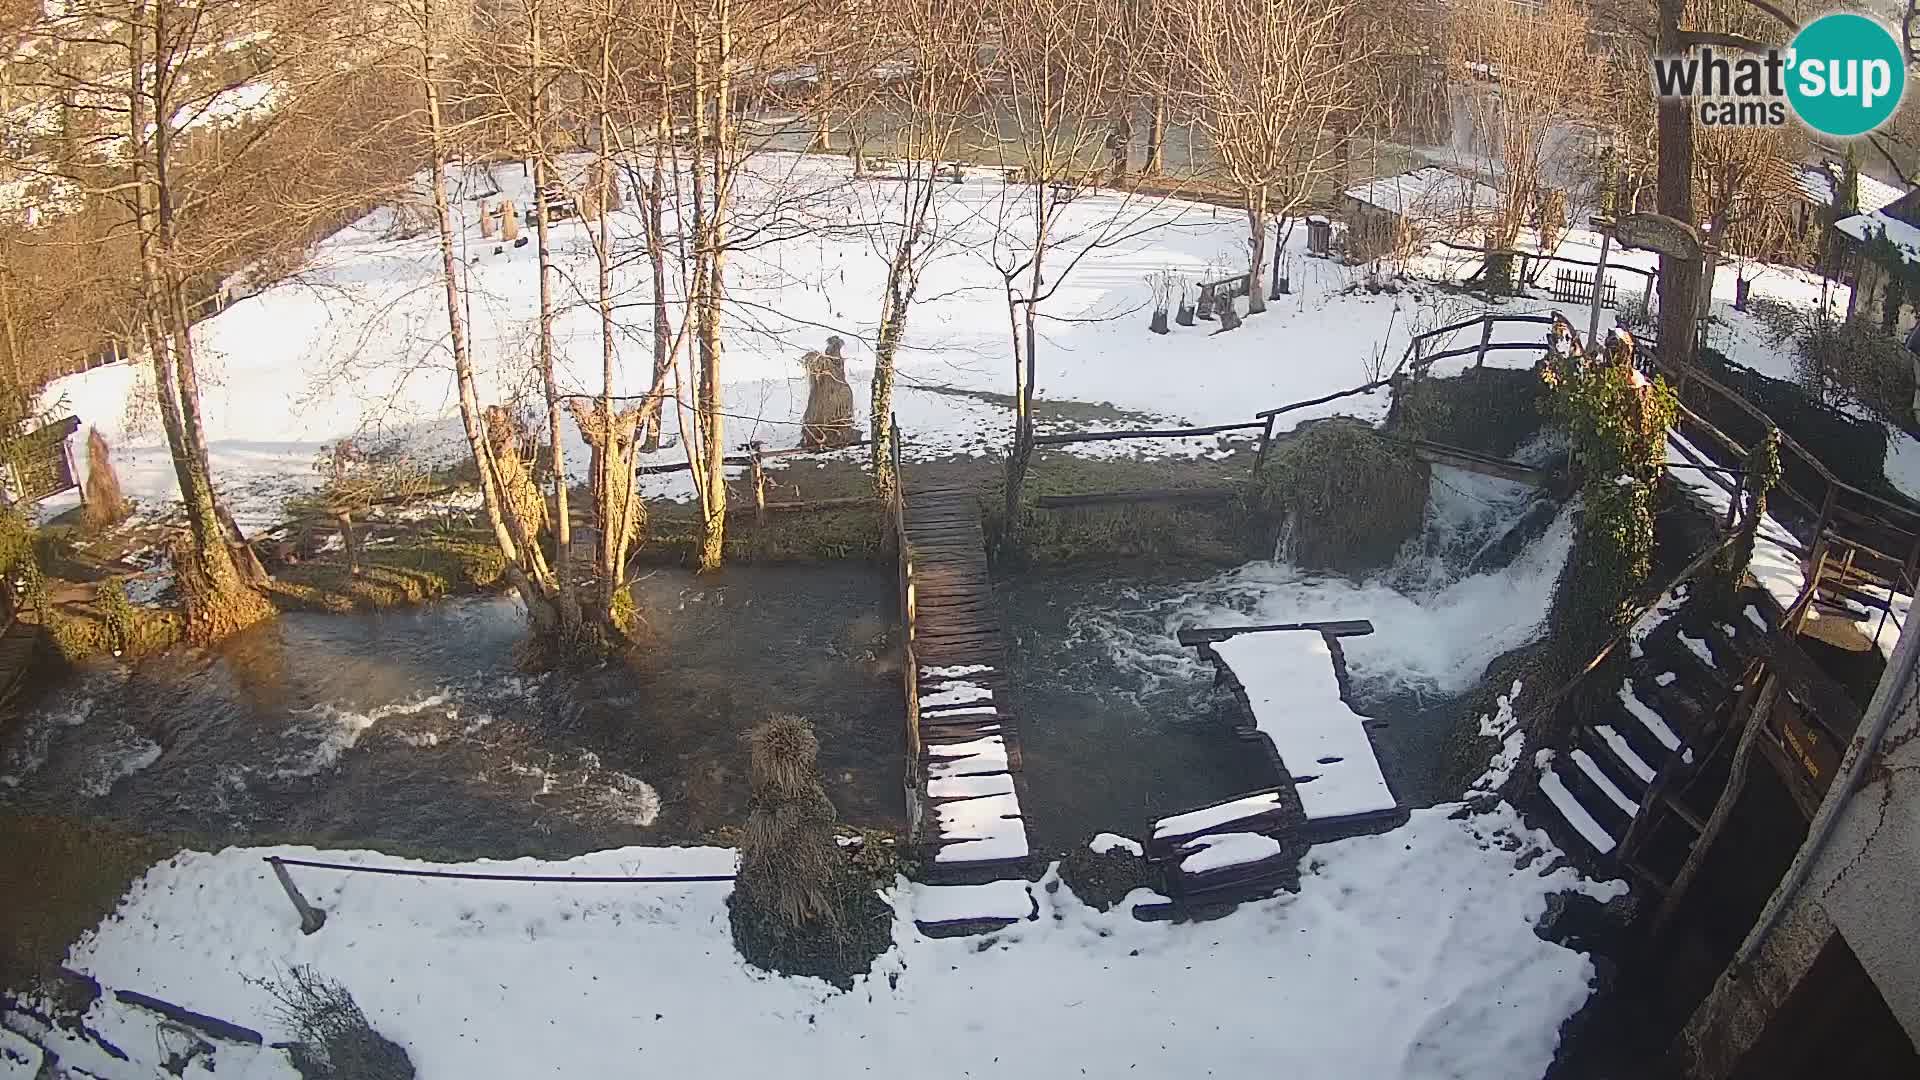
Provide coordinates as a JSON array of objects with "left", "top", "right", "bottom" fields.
[
  {"left": 1342, "top": 167, "right": 1502, "bottom": 224},
  {"left": 1797, "top": 162, "right": 1904, "bottom": 216},
  {"left": 1835, "top": 209, "right": 1920, "bottom": 264}
]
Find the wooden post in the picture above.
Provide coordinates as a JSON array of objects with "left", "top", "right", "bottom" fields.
[
  {"left": 750, "top": 443, "right": 767, "bottom": 526},
  {"left": 267, "top": 857, "right": 327, "bottom": 934},
  {"left": 1587, "top": 227, "right": 1613, "bottom": 352},
  {"left": 1252, "top": 413, "right": 1278, "bottom": 475},
  {"left": 1795, "top": 535, "right": 1830, "bottom": 634},
  {"left": 335, "top": 510, "right": 360, "bottom": 577},
  {"left": 1641, "top": 272, "right": 1656, "bottom": 322},
  {"left": 1475, "top": 319, "right": 1494, "bottom": 369},
  {"left": 1650, "top": 677, "right": 1779, "bottom": 938}
]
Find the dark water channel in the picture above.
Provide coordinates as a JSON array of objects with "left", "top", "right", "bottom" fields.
[
  {"left": 6, "top": 492, "right": 1539, "bottom": 863},
  {"left": 1, "top": 565, "right": 903, "bottom": 859}
]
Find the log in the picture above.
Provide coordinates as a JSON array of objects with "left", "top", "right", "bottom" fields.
[
  {"left": 113, "top": 991, "right": 264, "bottom": 1046},
  {"left": 1176, "top": 620, "right": 1375, "bottom": 645},
  {"left": 1034, "top": 488, "right": 1237, "bottom": 508}
]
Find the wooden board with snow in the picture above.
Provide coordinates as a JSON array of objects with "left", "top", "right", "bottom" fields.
[{"left": 1209, "top": 630, "right": 1398, "bottom": 820}]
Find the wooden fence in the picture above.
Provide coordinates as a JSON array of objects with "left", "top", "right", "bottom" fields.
[
  {"left": 637, "top": 438, "right": 878, "bottom": 521},
  {"left": 1552, "top": 268, "right": 1619, "bottom": 309}
]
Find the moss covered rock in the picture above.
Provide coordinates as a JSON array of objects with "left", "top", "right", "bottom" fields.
[{"left": 1247, "top": 419, "right": 1430, "bottom": 575}]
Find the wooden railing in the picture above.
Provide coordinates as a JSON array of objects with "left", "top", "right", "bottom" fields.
[
  {"left": 1649, "top": 353, "right": 1920, "bottom": 635},
  {"left": 889, "top": 413, "right": 921, "bottom": 759}
]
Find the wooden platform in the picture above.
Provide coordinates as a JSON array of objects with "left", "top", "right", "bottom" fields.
[
  {"left": 899, "top": 482, "right": 1032, "bottom": 885},
  {"left": 902, "top": 484, "right": 1003, "bottom": 669}
]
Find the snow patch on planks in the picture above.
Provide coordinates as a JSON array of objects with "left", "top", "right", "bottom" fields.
[
  {"left": 901, "top": 483, "right": 1030, "bottom": 881},
  {"left": 1187, "top": 623, "right": 1398, "bottom": 821}
]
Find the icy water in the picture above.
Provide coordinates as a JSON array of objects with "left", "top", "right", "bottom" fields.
[
  {"left": 4, "top": 459, "right": 1570, "bottom": 861},
  {"left": 1, "top": 566, "right": 903, "bottom": 859},
  {"left": 1003, "top": 462, "right": 1574, "bottom": 851}
]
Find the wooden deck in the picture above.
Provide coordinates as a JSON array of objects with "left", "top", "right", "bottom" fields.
[
  {"left": 902, "top": 484, "right": 1003, "bottom": 669},
  {"left": 897, "top": 481, "right": 1033, "bottom": 892}
]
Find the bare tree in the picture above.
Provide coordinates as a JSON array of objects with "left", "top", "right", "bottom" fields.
[
  {"left": 986, "top": 0, "right": 1163, "bottom": 530},
  {"left": 861, "top": 0, "right": 985, "bottom": 502},
  {"left": 1446, "top": 0, "right": 1594, "bottom": 284},
  {"left": 1175, "top": 0, "right": 1366, "bottom": 313}
]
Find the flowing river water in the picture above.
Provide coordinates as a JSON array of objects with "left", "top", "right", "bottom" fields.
[{"left": 2, "top": 464, "right": 1572, "bottom": 860}]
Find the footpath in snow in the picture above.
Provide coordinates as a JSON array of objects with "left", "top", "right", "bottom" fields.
[{"left": 37, "top": 802, "right": 1621, "bottom": 1079}]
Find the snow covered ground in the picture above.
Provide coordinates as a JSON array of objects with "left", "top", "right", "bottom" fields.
[
  {"left": 33, "top": 152, "right": 1846, "bottom": 530},
  {"left": 30, "top": 803, "right": 1622, "bottom": 1079}
]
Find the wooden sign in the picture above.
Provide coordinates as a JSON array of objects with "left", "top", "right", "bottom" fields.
[{"left": 1614, "top": 212, "right": 1703, "bottom": 262}]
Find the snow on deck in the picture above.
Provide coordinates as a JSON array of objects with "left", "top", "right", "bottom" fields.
[
  {"left": 50, "top": 805, "right": 1622, "bottom": 1079},
  {"left": 1152, "top": 791, "right": 1286, "bottom": 840},
  {"left": 1571, "top": 749, "right": 1639, "bottom": 816},
  {"left": 1211, "top": 631, "right": 1396, "bottom": 820},
  {"left": 1679, "top": 633, "right": 1717, "bottom": 669},
  {"left": 1539, "top": 757, "right": 1617, "bottom": 854},
  {"left": 910, "top": 880, "right": 1035, "bottom": 925},
  {"left": 1596, "top": 725, "right": 1656, "bottom": 783},
  {"left": 1667, "top": 434, "right": 1807, "bottom": 612},
  {"left": 1616, "top": 681, "right": 1681, "bottom": 751},
  {"left": 1177, "top": 832, "right": 1285, "bottom": 875}
]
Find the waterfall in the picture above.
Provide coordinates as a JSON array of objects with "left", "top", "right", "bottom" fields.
[{"left": 1273, "top": 510, "right": 1298, "bottom": 565}]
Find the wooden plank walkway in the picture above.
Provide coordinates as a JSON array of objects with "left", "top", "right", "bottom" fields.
[{"left": 899, "top": 481, "right": 1033, "bottom": 894}]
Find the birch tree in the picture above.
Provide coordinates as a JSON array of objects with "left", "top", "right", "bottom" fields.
[{"left": 8, "top": 0, "right": 366, "bottom": 640}]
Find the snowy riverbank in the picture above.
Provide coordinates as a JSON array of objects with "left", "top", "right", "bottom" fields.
[{"left": 26, "top": 801, "right": 1620, "bottom": 1078}]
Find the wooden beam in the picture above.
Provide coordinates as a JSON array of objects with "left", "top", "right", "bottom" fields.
[
  {"left": 1176, "top": 619, "right": 1375, "bottom": 646},
  {"left": 1033, "top": 488, "right": 1237, "bottom": 508},
  {"left": 1397, "top": 440, "right": 1551, "bottom": 487},
  {"left": 1030, "top": 421, "right": 1264, "bottom": 446}
]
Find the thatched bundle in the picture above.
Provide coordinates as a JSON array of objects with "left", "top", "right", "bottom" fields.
[
  {"left": 737, "top": 716, "right": 844, "bottom": 929},
  {"left": 266, "top": 965, "right": 414, "bottom": 1080},
  {"left": 80, "top": 427, "right": 131, "bottom": 532},
  {"left": 798, "top": 336, "right": 858, "bottom": 450},
  {"left": 484, "top": 405, "right": 546, "bottom": 541},
  {"left": 729, "top": 715, "right": 893, "bottom": 987},
  {"left": 1247, "top": 418, "right": 1430, "bottom": 575}
]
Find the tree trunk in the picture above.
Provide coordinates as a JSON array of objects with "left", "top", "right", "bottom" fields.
[
  {"left": 693, "top": 4, "right": 733, "bottom": 574},
  {"left": 642, "top": 112, "right": 673, "bottom": 453},
  {"left": 1247, "top": 189, "right": 1269, "bottom": 315},
  {"left": 1655, "top": 0, "right": 1701, "bottom": 369},
  {"left": 130, "top": 1, "right": 270, "bottom": 643},
  {"left": 424, "top": 34, "right": 524, "bottom": 573},
  {"left": 529, "top": 3, "right": 577, "bottom": 638},
  {"left": 1003, "top": 200, "right": 1045, "bottom": 530},
  {"left": 1144, "top": 95, "right": 1166, "bottom": 176},
  {"left": 870, "top": 251, "right": 912, "bottom": 504}
]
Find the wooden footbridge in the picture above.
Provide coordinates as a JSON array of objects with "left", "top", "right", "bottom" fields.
[{"left": 886, "top": 423, "right": 1036, "bottom": 932}]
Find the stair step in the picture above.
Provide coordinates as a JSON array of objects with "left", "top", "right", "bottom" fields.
[
  {"left": 1617, "top": 680, "right": 1682, "bottom": 751},
  {"left": 1542, "top": 763, "right": 1618, "bottom": 854},
  {"left": 1571, "top": 748, "right": 1641, "bottom": 817},
  {"left": 1594, "top": 724, "right": 1657, "bottom": 786}
]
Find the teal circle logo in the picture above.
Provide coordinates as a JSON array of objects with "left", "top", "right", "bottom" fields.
[{"left": 1787, "top": 14, "right": 1905, "bottom": 137}]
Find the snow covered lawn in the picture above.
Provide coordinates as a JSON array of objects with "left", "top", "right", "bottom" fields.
[
  {"left": 46, "top": 802, "right": 1620, "bottom": 1079},
  {"left": 37, "top": 152, "right": 1831, "bottom": 530}
]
